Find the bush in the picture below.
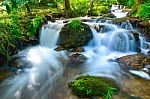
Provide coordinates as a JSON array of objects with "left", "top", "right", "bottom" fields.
[
  {"left": 93, "top": 5, "right": 109, "bottom": 15},
  {"left": 70, "top": 0, "right": 89, "bottom": 16},
  {"left": 127, "top": 0, "right": 136, "bottom": 8},
  {"left": 138, "top": 3, "right": 150, "bottom": 21}
]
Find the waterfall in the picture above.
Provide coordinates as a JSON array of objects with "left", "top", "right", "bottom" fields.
[
  {"left": 0, "top": 17, "right": 149, "bottom": 99},
  {"left": 40, "top": 22, "right": 64, "bottom": 48}
]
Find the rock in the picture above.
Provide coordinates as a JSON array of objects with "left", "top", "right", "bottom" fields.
[
  {"left": 96, "top": 17, "right": 107, "bottom": 23},
  {"left": 69, "top": 53, "right": 87, "bottom": 63},
  {"left": 103, "top": 13, "right": 116, "bottom": 18},
  {"left": 68, "top": 75, "right": 119, "bottom": 98},
  {"left": 68, "top": 47, "right": 85, "bottom": 53},
  {"left": 45, "top": 14, "right": 55, "bottom": 22},
  {"left": 0, "top": 71, "right": 12, "bottom": 82},
  {"left": 7, "top": 55, "right": 31, "bottom": 69},
  {"left": 113, "top": 18, "right": 127, "bottom": 23},
  {"left": 56, "top": 20, "right": 93, "bottom": 50},
  {"left": 128, "top": 17, "right": 141, "bottom": 28},
  {"left": 93, "top": 24, "right": 104, "bottom": 32},
  {"left": 117, "top": 54, "right": 150, "bottom": 70}
]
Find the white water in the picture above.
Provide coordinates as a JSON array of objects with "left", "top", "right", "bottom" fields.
[
  {"left": 40, "top": 22, "right": 64, "bottom": 48},
  {"left": 0, "top": 46, "right": 65, "bottom": 99},
  {"left": 111, "top": 5, "right": 129, "bottom": 18},
  {"left": 0, "top": 18, "right": 150, "bottom": 99}
]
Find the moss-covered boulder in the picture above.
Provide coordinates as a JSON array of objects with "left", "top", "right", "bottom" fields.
[
  {"left": 116, "top": 54, "right": 150, "bottom": 70},
  {"left": 68, "top": 75, "right": 119, "bottom": 98},
  {"left": 55, "top": 20, "right": 93, "bottom": 51}
]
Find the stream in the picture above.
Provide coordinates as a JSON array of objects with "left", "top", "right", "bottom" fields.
[{"left": 0, "top": 17, "right": 150, "bottom": 99}]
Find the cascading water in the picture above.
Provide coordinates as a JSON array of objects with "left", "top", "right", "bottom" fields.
[
  {"left": 0, "top": 17, "right": 150, "bottom": 99},
  {"left": 40, "top": 22, "right": 64, "bottom": 48}
]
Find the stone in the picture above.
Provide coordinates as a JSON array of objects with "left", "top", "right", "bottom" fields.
[
  {"left": 69, "top": 53, "right": 87, "bottom": 63},
  {"left": 117, "top": 54, "right": 150, "bottom": 70},
  {"left": 56, "top": 21, "right": 93, "bottom": 50},
  {"left": 103, "top": 13, "right": 116, "bottom": 18}
]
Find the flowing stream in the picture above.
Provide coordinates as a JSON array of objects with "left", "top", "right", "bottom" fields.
[{"left": 0, "top": 17, "right": 150, "bottom": 99}]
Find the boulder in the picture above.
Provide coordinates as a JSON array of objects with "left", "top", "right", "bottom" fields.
[
  {"left": 68, "top": 75, "right": 119, "bottom": 98},
  {"left": 55, "top": 20, "right": 93, "bottom": 51},
  {"left": 116, "top": 54, "right": 150, "bottom": 70}
]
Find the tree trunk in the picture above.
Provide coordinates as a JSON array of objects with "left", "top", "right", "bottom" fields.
[
  {"left": 25, "top": 3, "right": 30, "bottom": 13},
  {"left": 64, "top": 0, "right": 70, "bottom": 9},
  {"left": 89, "top": 0, "right": 93, "bottom": 15}
]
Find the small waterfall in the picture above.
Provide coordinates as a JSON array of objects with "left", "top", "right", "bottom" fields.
[
  {"left": 120, "top": 21, "right": 133, "bottom": 30},
  {"left": 40, "top": 22, "right": 64, "bottom": 48},
  {"left": 108, "top": 29, "right": 135, "bottom": 52}
]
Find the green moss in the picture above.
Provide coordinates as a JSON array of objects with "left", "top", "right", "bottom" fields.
[
  {"left": 68, "top": 75, "right": 119, "bottom": 98},
  {"left": 58, "top": 22, "right": 93, "bottom": 50},
  {"left": 113, "top": 18, "right": 128, "bottom": 23},
  {"left": 69, "top": 19, "right": 82, "bottom": 29}
]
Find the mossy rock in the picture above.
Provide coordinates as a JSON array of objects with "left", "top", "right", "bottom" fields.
[
  {"left": 113, "top": 18, "right": 127, "bottom": 23},
  {"left": 68, "top": 75, "right": 119, "bottom": 98},
  {"left": 56, "top": 20, "right": 93, "bottom": 51},
  {"left": 103, "top": 13, "right": 116, "bottom": 18}
]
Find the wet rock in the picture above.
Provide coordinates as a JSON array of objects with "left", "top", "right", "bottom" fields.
[
  {"left": 69, "top": 53, "right": 87, "bottom": 63},
  {"left": 68, "top": 47, "right": 85, "bottom": 53},
  {"left": 0, "top": 71, "right": 12, "bottom": 82},
  {"left": 128, "top": 17, "right": 141, "bottom": 28},
  {"left": 117, "top": 54, "right": 150, "bottom": 70},
  {"left": 56, "top": 20, "right": 93, "bottom": 50},
  {"left": 68, "top": 75, "right": 119, "bottom": 98},
  {"left": 96, "top": 17, "right": 107, "bottom": 23},
  {"left": 103, "top": 13, "right": 116, "bottom": 18},
  {"left": 112, "top": 18, "right": 127, "bottom": 24},
  {"left": 93, "top": 24, "right": 104, "bottom": 32},
  {"left": 45, "top": 14, "right": 55, "bottom": 22},
  {"left": 7, "top": 55, "right": 31, "bottom": 69}
]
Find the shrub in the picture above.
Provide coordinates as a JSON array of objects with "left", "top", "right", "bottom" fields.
[
  {"left": 70, "top": 0, "right": 89, "bottom": 16},
  {"left": 93, "top": 5, "right": 109, "bottom": 15},
  {"left": 138, "top": 3, "right": 150, "bottom": 21}
]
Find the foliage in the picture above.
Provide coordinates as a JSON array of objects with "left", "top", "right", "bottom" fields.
[
  {"left": 138, "top": 2, "right": 150, "bottom": 21},
  {"left": 93, "top": 5, "right": 109, "bottom": 15},
  {"left": 98, "top": 0, "right": 118, "bottom": 6},
  {"left": 70, "top": 0, "right": 89, "bottom": 16},
  {"left": 31, "top": 16, "right": 46, "bottom": 35},
  {"left": 0, "top": 11, "right": 46, "bottom": 64},
  {"left": 69, "top": 19, "right": 81, "bottom": 29},
  {"left": 127, "top": 0, "right": 136, "bottom": 8},
  {"left": 68, "top": 75, "right": 118, "bottom": 98},
  {"left": 117, "top": 0, "right": 128, "bottom": 6}
]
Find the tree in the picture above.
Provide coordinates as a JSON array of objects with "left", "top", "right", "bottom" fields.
[
  {"left": 89, "top": 0, "right": 94, "bottom": 15},
  {"left": 64, "top": 0, "right": 70, "bottom": 9}
]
